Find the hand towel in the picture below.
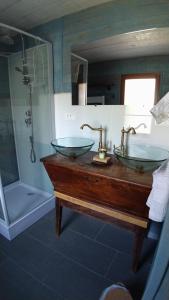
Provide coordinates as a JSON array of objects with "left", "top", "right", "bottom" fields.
[
  {"left": 146, "top": 159, "right": 169, "bottom": 222},
  {"left": 150, "top": 91, "right": 169, "bottom": 124}
]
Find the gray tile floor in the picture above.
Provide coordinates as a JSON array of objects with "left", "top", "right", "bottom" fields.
[{"left": 0, "top": 208, "right": 157, "bottom": 300}]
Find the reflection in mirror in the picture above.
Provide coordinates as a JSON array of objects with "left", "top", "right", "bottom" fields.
[
  {"left": 121, "top": 73, "right": 160, "bottom": 113},
  {"left": 71, "top": 53, "right": 88, "bottom": 105},
  {"left": 71, "top": 28, "right": 169, "bottom": 106}
]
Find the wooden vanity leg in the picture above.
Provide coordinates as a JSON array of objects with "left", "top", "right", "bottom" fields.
[
  {"left": 55, "top": 197, "right": 62, "bottom": 236},
  {"left": 132, "top": 229, "right": 145, "bottom": 272}
]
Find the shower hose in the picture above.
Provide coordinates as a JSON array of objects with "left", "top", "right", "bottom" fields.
[{"left": 28, "top": 84, "right": 36, "bottom": 163}]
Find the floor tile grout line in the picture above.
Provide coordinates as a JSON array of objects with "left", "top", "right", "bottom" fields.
[
  {"left": 68, "top": 228, "right": 151, "bottom": 260},
  {"left": 0, "top": 256, "right": 10, "bottom": 268},
  {"left": 5, "top": 256, "right": 68, "bottom": 300},
  {"left": 29, "top": 226, "right": 131, "bottom": 257},
  {"left": 42, "top": 248, "right": 113, "bottom": 283},
  {"left": 2, "top": 253, "right": 145, "bottom": 299},
  {"left": 68, "top": 227, "right": 121, "bottom": 252},
  {"left": 0, "top": 248, "right": 15, "bottom": 266},
  {"left": 2, "top": 227, "right": 151, "bottom": 269},
  {"left": 93, "top": 223, "right": 106, "bottom": 240},
  {"left": 0, "top": 258, "right": 8, "bottom": 268},
  {"left": 24, "top": 232, "right": 113, "bottom": 281},
  {"left": 113, "top": 248, "right": 153, "bottom": 269},
  {"left": 26, "top": 221, "right": 134, "bottom": 258},
  {"left": 103, "top": 251, "right": 119, "bottom": 279},
  {"left": 26, "top": 226, "right": 135, "bottom": 266},
  {"left": 0, "top": 233, "right": 152, "bottom": 300},
  {"left": 26, "top": 224, "right": 120, "bottom": 253}
]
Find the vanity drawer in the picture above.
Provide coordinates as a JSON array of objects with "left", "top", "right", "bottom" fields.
[{"left": 46, "top": 164, "right": 149, "bottom": 219}]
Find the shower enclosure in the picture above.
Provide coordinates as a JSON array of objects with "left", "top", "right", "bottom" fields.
[{"left": 0, "top": 23, "right": 55, "bottom": 239}]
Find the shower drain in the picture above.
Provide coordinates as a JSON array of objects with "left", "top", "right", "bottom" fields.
[{"left": 27, "top": 192, "right": 35, "bottom": 196}]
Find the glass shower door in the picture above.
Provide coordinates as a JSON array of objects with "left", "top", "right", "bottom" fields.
[
  {"left": 0, "top": 56, "right": 19, "bottom": 187},
  {"left": 0, "top": 174, "right": 9, "bottom": 223},
  {"left": 0, "top": 196, "right": 4, "bottom": 220}
]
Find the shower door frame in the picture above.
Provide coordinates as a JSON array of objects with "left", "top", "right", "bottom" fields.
[{"left": 0, "top": 174, "right": 9, "bottom": 225}]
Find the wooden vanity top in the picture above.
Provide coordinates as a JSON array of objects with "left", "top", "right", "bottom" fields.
[{"left": 41, "top": 151, "right": 152, "bottom": 188}]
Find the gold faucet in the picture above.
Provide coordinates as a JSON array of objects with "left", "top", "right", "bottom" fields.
[
  {"left": 121, "top": 126, "right": 136, "bottom": 155},
  {"left": 80, "top": 123, "right": 107, "bottom": 152}
]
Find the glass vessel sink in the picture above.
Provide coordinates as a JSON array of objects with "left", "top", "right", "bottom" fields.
[
  {"left": 114, "top": 144, "right": 169, "bottom": 172},
  {"left": 51, "top": 137, "right": 94, "bottom": 158}
]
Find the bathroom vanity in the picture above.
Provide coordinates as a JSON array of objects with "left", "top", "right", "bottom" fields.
[{"left": 41, "top": 152, "right": 152, "bottom": 272}]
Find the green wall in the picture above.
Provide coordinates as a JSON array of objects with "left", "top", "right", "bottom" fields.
[{"left": 31, "top": 0, "right": 169, "bottom": 93}]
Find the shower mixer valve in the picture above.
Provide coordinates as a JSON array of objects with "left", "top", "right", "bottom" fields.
[
  {"left": 25, "top": 117, "right": 32, "bottom": 127},
  {"left": 25, "top": 110, "right": 31, "bottom": 117}
]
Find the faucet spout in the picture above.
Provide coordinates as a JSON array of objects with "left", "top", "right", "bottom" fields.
[
  {"left": 80, "top": 123, "right": 102, "bottom": 132},
  {"left": 121, "top": 126, "right": 136, "bottom": 155},
  {"left": 80, "top": 123, "right": 106, "bottom": 152},
  {"left": 134, "top": 123, "right": 147, "bottom": 130},
  {"left": 126, "top": 127, "right": 136, "bottom": 134}
]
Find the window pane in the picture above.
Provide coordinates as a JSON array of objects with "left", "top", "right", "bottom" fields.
[{"left": 124, "top": 78, "right": 156, "bottom": 113}]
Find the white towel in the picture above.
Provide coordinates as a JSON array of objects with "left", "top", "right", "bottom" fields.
[
  {"left": 146, "top": 159, "right": 169, "bottom": 222},
  {"left": 150, "top": 91, "right": 169, "bottom": 124}
]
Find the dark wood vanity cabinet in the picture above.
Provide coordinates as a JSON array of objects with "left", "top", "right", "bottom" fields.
[{"left": 41, "top": 152, "right": 152, "bottom": 272}]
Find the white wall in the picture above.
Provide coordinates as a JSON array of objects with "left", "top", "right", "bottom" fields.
[{"left": 54, "top": 93, "right": 169, "bottom": 152}]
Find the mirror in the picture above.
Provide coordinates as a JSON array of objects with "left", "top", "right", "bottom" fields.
[{"left": 71, "top": 28, "right": 169, "bottom": 106}]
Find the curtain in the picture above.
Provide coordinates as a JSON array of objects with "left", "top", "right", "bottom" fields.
[{"left": 142, "top": 205, "right": 169, "bottom": 300}]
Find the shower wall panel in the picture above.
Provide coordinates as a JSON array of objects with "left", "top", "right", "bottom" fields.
[
  {"left": 8, "top": 44, "right": 54, "bottom": 193},
  {"left": 0, "top": 56, "right": 19, "bottom": 186}
]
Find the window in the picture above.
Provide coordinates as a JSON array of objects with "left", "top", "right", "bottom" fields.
[{"left": 121, "top": 73, "right": 160, "bottom": 114}]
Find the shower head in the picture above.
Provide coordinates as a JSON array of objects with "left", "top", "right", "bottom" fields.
[
  {"left": 0, "top": 34, "right": 14, "bottom": 45},
  {"left": 0, "top": 51, "right": 12, "bottom": 57},
  {"left": 0, "top": 27, "right": 14, "bottom": 45},
  {"left": 15, "top": 66, "right": 31, "bottom": 85},
  {"left": 15, "top": 35, "right": 31, "bottom": 86}
]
